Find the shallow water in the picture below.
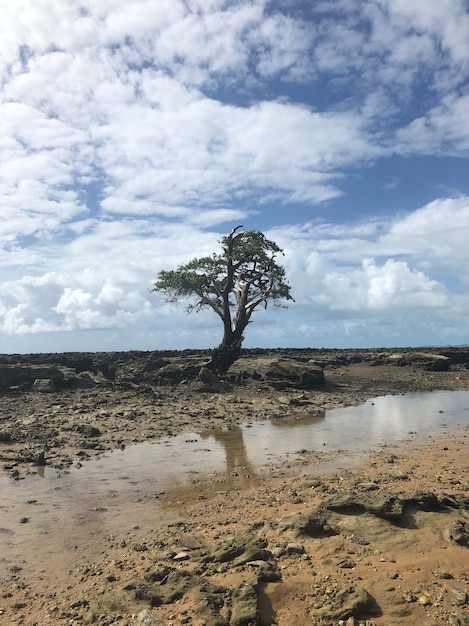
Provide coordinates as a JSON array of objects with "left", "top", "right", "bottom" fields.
[{"left": 1, "top": 390, "right": 468, "bottom": 578}]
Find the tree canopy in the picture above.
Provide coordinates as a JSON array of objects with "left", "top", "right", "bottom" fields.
[{"left": 152, "top": 226, "right": 293, "bottom": 373}]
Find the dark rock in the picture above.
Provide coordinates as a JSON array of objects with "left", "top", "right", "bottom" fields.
[
  {"left": 0, "top": 365, "right": 64, "bottom": 389},
  {"left": 144, "top": 567, "right": 171, "bottom": 583},
  {"left": 407, "top": 491, "right": 443, "bottom": 511},
  {"left": 445, "top": 519, "right": 469, "bottom": 547},
  {"left": 199, "top": 367, "right": 230, "bottom": 393},
  {"left": 76, "top": 425, "right": 102, "bottom": 438},
  {"left": 440, "top": 494, "right": 469, "bottom": 510},
  {"left": 0, "top": 430, "right": 11, "bottom": 442}
]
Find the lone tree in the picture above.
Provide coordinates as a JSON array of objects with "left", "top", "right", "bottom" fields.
[{"left": 152, "top": 225, "right": 293, "bottom": 374}]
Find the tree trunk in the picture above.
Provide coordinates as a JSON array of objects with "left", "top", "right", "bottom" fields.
[{"left": 211, "top": 336, "right": 244, "bottom": 376}]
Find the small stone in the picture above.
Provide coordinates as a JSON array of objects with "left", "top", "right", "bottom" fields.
[
  {"left": 173, "top": 551, "right": 190, "bottom": 561},
  {"left": 285, "top": 543, "right": 305, "bottom": 555},
  {"left": 32, "top": 378, "right": 55, "bottom": 392},
  {"left": 70, "top": 598, "right": 89, "bottom": 609},
  {"left": 136, "top": 609, "right": 164, "bottom": 625},
  {"left": 449, "top": 584, "right": 468, "bottom": 606},
  {"left": 418, "top": 594, "right": 431, "bottom": 606}
]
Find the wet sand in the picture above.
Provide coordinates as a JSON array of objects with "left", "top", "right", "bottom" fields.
[{"left": 0, "top": 352, "right": 468, "bottom": 625}]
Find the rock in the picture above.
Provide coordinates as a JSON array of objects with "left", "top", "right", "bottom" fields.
[
  {"left": 445, "top": 519, "right": 469, "bottom": 547},
  {"left": 448, "top": 584, "right": 468, "bottom": 606},
  {"left": 74, "top": 370, "right": 109, "bottom": 388},
  {"left": 155, "top": 357, "right": 208, "bottom": 384},
  {"left": 285, "top": 542, "right": 305, "bottom": 555},
  {"left": 314, "top": 586, "right": 380, "bottom": 621},
  {"left": 130, "top": 570, "right": 195, "bottom": 607},
  {"left": 0, "top": 430, "right": 11, "bottom": 442},
  {"left": 83, "top": 611, "right": 97, "bottom": 625},
  {"left": 197, "top": 535, "right": 271, "bottom": 565},
  {"left": 75, "top": 424, "right": 102, "bottom": 438},
  {"left": 0, "top": 363, "right": 109, "bottom": 390},
  {"left": 385, "top": 351, "right": 450, "bottom": 371},
  {"left": 144, "top": 567, "right": 171, "bottom": 583},
  {"left": 274, "top": 512, "right": 336, "bottom": 537},
  {"left": 199, "top": 367, "right": 229, "bottom": 393},
  {"left": 324, "top": 489, "right": 406, "bottom": 522},
  {"left": 193, "top": 583, "right": 229, "bottom": 626},
  {"left": 136, "top": 609, "right": 165, "bottom": 625},
  {"left": 0, "top": 365, "right": 65, "bottom": 390},
  {"left": 246, "top": 560, "right": 282, "bottom": 582},
  {"left": 228, "top": 357, "right": 324, "bottom": 389},
  {"left": 32, "top": 378, "right": 55, "bottom": 392},
  {"left": 231, "top": 581, "right": 259, "bottom": 626}
]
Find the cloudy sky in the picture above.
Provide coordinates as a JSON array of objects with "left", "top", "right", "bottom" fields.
[{"left": 1, "top": 0, "right": 469, "bottom": 354}]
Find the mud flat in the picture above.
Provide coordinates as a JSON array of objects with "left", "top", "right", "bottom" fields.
[{"left": 0, "top": 347, "right": 468, "bottom": 625}]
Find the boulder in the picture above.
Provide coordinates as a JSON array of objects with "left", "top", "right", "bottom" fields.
[
  {"left": 314, "top": 586, "right": 381, "bottom": 621},
  {"left": 198, "top": 367, "right": 230, "bottom": 393},
  {"left": 227, "top": 357, "right": 324, "bottom": 389},
  {"left": 230, "top": 581, "right": 259, "bottom": 626},
  {"left": 135, "top": 609, "right": 164, "bottom": 625},
  {"left": 444, "top": 519, "right": 469, "bottom": 547}
]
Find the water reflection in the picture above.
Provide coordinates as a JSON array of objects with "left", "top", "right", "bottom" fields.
[
  {"left": 1, "top": 391, "right": 468, "bottom": 579},
  {"left": 199, "top": 426, "right": 255, "bottom": 486}
]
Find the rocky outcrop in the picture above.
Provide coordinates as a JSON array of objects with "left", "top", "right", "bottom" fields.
[
  {"left": 272, "top": 512, "right": 336, "bottom": 537},
  {"left": 383, "top": 351, "right": 451, "bottom": 371},
  {"left": 227, "top": 357, "right": 324, "bottom": 389},
  {"left": 0, "top": 364, "right": 109, "bottom": 391},
  {"left": 323, "top": 489, "right": 443, "bottom": 523},
  {"left": 313, "top": 586, "right": 381, "bottom": 622}
]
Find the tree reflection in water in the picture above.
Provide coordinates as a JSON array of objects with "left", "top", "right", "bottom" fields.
[{"left": 157, "top": 412, "right": 326, "bottom": 512}]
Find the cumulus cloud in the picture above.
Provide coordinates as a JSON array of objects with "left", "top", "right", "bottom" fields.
[
  {"left": 1, "top": 197, "right": 466, "bottom": 346},
  {"left": 1, "top": 0, "right": 469, "bottom": 350}
]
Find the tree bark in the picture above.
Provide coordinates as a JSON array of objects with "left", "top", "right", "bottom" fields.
[{"left": 210, "top": 337, "right": 243, "bottom": 375}]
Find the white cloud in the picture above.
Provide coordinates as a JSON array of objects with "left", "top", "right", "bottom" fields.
[{"left": 1, "top": 0, "right": 469, "bottom": 350}]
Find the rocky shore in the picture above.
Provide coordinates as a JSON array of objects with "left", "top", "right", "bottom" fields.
[{"left": 1, "top": 347, "right": 469, "bottom": 625}]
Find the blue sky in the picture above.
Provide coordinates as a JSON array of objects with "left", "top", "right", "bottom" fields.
[{"left": 1, "top": 0, "right": 469, "bottom": 353}]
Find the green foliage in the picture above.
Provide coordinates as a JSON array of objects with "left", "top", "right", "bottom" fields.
[{"left": 152, "top": 227, "right": 293, "bottom": 325}]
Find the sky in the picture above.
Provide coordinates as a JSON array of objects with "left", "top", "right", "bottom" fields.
[{"left": 1, "top": 0, "right": 469, "bottom": 354}]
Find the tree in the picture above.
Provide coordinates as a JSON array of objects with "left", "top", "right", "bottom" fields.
[{"left": 152, "top": 225, "right": 293, "bottom": 374}]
